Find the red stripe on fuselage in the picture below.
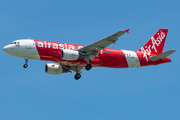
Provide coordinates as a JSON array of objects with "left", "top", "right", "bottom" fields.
[
  {"left": 34, "top": 40, "right": 129, "bottom": 68},
  {"left": 34, "top": 40, "right": 171, "bottom": 68}
]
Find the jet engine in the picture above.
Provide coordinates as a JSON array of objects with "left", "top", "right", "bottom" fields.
[
  {"left": 61, "top": 49, "right": 79, "bottom": 60},
  {"left": 45, "top": 63, "right": 68, "bottom": 75}
]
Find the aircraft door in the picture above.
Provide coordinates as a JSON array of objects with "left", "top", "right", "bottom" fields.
[{"left": 26, "top": 42, "right": 31, "bottom": 49}]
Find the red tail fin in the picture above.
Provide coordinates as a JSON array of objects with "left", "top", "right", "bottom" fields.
[{"left": 138, "top": 29, "right": 168, "bottom": 55}]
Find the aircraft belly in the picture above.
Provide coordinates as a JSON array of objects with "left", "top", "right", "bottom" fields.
[{"left": 57, "top": 58, "right": 103, "bottom": 67}]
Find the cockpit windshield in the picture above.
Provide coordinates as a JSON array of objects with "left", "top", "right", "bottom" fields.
[{"left": 11, "top": 42, "right": 20, "bottom": 44}]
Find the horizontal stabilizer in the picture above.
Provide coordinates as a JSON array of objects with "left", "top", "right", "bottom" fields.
[{"left": 150, "top": 50, "right": 176, "bottom": 61}]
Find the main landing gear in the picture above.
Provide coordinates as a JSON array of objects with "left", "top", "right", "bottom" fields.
[
  {"left": 23, "top": 57, "right": 28, "bottom": 68},
  {"left": 74, "top": 73, "right": 81, "bottom": 80},
  {"left": 85, "top": 64, "right": 92, "bottom": 71},
  {"left": 74, "top": 64, "right": 92, "bottom": 80},
  {"left": 74, "top": 58, "right": 92, "bottom": 80},
  {"left": 84, "top": 56, "right": 92, "bottom": 71}
]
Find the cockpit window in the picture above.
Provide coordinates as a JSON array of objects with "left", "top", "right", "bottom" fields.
[{"left": 10, "top": 42, "right": 20, "bottom": 44}]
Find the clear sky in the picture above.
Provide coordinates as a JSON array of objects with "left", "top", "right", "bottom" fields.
[{"left": 0, "top": 0, "right": 180, "bottom": 120}]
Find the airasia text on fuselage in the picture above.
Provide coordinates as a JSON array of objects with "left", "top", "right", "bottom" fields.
[{"left": 36, "top": 41, "right": 84, "bottom": 50}]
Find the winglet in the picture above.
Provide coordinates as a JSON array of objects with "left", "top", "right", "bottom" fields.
[{"left": 125, "top": 29, "right": 130, "bottom": 33}]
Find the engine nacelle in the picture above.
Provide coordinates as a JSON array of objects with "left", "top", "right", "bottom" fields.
[
  {"left": 61, "top": 49, "right": 79, "bottom": 60},
  {"left": 45, "top": 63, "right": 67, "bottom": 75}
]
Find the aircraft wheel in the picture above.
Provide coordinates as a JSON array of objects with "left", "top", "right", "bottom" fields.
[
  {"left": 85, "top": 64, "right": 92, "bottom": 71},
  {"left": 74, "top": 73, "right": 81, "bottom": 80},
  {"left": 23, "top": 64, "right": 28, "bottom": 68}
]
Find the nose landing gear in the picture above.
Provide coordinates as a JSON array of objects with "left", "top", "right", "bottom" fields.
[
  {"left": 23, "top": 64, "right": 28, "bottom": 68},
  {"left": 23, "top": 57, "right": 28, "bottom": 68}
]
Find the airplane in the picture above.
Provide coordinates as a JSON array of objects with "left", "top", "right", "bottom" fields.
[{"left": 3, "top": 29, "right": 176, "bottom": 80}]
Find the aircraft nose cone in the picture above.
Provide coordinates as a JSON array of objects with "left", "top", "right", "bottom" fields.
[{"left": 3, "top": 45, "right": 10, "bottom": 54}]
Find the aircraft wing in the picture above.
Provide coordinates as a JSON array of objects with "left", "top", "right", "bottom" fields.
[{"left": 77, "top": 29, "right": 129, "bottom": 60}]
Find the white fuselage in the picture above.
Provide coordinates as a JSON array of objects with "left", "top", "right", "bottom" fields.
[{"left": 3, "top": 39, "right": 40, "bottom": 60}]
